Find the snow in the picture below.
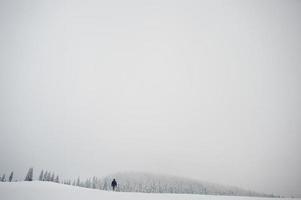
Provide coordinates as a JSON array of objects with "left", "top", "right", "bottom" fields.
[{"left": 0, "top": 181, "right": 298, "bottom": 200}]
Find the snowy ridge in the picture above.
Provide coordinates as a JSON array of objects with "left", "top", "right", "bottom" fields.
[
  {"left": 0, "top": 181, "right": 297, "bottom": 200},
  {"left": 101, "top": 172, "right": 276, "bottom": 197}
]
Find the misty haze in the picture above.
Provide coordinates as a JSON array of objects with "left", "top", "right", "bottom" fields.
[{"left": 0, "top": 0, "right": 300, "bottom": 200}]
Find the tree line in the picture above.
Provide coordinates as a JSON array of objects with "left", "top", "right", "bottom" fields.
[
  {"left": 0, "top": 171, "right": 14, "bottom": 182},
  {"left": 0, "top": 168, "right": 59, "bottom": 183},
  {"left": 0, "top": 168, "right": 102, "bottom": 189},
  {"left": 1, "top": 169, "right": 278, "bottom": 198}
]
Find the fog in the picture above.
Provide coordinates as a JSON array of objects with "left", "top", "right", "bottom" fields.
[{"left": 0, "top": 0, "right": 300, "bottom": 197}]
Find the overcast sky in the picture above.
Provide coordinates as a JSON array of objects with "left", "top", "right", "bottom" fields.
[{"left": 0, "top": 0, "right": 300, "bottom": 197}]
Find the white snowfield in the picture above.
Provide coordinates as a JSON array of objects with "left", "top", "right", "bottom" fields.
[{"left": 0, "top": 181, "right": 298, "bottom": 200}]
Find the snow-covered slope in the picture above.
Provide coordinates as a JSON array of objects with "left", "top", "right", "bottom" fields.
[
  {"left": 0, "top": 181, "right": 297, "bottom": 200},
  {"left": 102, "top": 172, "right": 273, "bottom": 197}
]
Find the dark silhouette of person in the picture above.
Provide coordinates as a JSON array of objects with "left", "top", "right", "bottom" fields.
[{"left": 111, "top": 178, "right": 117, "bottom": 191}]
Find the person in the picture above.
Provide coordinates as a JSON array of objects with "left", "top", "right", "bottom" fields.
[{"left": 111, "top": 178, "right": 117, "bottom": 191}]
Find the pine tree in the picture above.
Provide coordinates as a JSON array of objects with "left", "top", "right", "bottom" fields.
[
  {"left": 39, "top": 170, "right": 44, "bottom": 181},
  {"left": 1, "top": 174, "right": 6, "bottom": 182},
  {"left": 50, "top": 172, "right": 55, "bottom": 182},
  {"left": 103, "top": 180, "right": 108, "bottom": 190},
  {"left": 92, "top": 177, "right": 96, "bottom": 189},
  {"left": 46, "top": 171, "right": 51, "bottom": 181},
  {"left": 9, "top": 172, "right": 13, "bottom": 182},
  {"left": 25, "top": 168, "right": 33, "bottom": 181},
  {"left": 85, "top": 178, "right": 92, "bottom": 188},
  {"left": 44, "top": 171, "right": 48, "bottom": 181},
  {"left": 55, "top": 175, "right": 59, "bottom": 183},
  {"left": 76, "top": 177, "right": 80, "bottom": 186}
]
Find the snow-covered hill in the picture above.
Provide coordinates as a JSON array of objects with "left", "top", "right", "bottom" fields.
[
  {"left": 0, "top": 181, "right": 297, "bottom": 200},
  {"left": 101, "top": 172, "right": 274, "bottom": 197}
]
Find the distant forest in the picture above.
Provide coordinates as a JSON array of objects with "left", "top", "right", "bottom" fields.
[{"left": 0, "top": 168, "right": 278, "bottom": 198}]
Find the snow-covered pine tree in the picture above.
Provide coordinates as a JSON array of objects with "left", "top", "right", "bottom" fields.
[
  {"left": 92, "top": 176, "right": 96, "bottom": 189},
  {"left": 55, "top": 175, "right": 59, "bottom": 183},
  {"left": 9, "top": 171, "right": 13, "bottom": 182},
  {"left": 1, "top": 174, "right": 6, "bottom": 182},
  {"left": 43, "top": 171, "right": 48, "bottom": 181},
  {"left": 76, "top": 177, "right": 80, "bottom": 186},
  {"left": 103, "top": 180, "right": 108, "bottom": 190},
  {"left": 85, "top": 178, "right": 91, "bottom": 188},
  {"left": 39, "top": 170, "right": 44, "bottom": 181},
  {"left": 50, "top": 172, "right": 55, "bottom": 182},
  {"left": 25, "top": 168, "right": 33, "bottom": 181},
  {"left": 46, "top": 171, "right": 51, "bottom": 181}
]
